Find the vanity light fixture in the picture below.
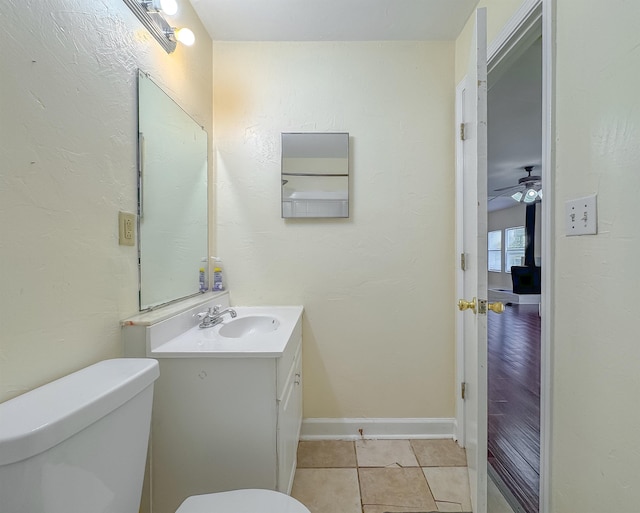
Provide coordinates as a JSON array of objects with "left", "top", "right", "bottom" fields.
[
  {"left": 170, "top": 27, "right": 195, "bottom": 46},
  {"left": 122, "top": 0, "right": 195, "bottom": 54},
  {"left": 143, "top": 0, "right": 178, "bottom": 15}
]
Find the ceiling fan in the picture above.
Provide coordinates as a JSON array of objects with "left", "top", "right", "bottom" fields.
[{"left": 493, "top": 165, "right": 542, "bottom": 203}]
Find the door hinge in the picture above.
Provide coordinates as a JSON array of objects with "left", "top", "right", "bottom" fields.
[
  {"left": 461, "top": 382, "right": 467, "bottom": 400},
  {"left": 460, "top": 122, "right": 466, "bottom": 141},
  {"left": 460, "top": 252, "right": 467, "bottom": 271}
]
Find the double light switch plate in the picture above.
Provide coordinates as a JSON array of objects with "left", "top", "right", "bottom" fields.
[{"left": 565, "top": 194, "right": 597, "bottom": 236}]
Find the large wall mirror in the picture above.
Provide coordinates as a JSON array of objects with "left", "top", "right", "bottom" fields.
[
  {"left": 281, "top": 132, "right": 349, "bottom": 218},
  {"left": 137, "top": 70, "right": 208, "bottom": 310}
]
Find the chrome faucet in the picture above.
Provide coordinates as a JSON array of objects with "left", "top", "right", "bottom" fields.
[{"left": 195, "top": 305, "right": 237, "bottom": 329}]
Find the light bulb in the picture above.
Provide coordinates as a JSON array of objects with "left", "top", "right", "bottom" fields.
[
  {"left": 523, "top": 188, "right": 538, "bottom": 203},
  {"left": 159, "top": 0, "right": 178, "bottom": 15},
  {"left": 175, "top": 27, "right": 195, "bottom": 46},
  {"left": 145, "top": 0, "right": 178, "bottom": 15}
]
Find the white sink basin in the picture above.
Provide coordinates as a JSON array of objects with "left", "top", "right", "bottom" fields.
[
  {"left": 148, "top": 305, "right": 303, "bottom": 358},
  {"left": 218, "top": 315, "right": 280, "bottom": 338}
]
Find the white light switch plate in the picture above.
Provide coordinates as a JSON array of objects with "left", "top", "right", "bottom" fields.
[{"left": 565, "top": 194, "right": 597, "bottom": 236}]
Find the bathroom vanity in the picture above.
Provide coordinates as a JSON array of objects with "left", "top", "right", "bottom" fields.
[{"left": 122, "top": 293, "right": 303, "bottom": 513}]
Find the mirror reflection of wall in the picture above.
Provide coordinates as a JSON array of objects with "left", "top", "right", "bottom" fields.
[
  {"left": 281, "top": 132, "right": 349, "bottom": 218},
  {"left": 137, "top": 70, "right": 208, "bottom": 310}
]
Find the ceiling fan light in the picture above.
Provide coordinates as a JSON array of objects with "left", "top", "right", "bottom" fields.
[
  {"left": 537, "top": 189, "right": 543, "bottom": 199},
  {"left": 511, "top": 191, "right": 523, "bottom": 202},
  {"left": 523, "top": 188, "right": 538, "bottom": 203}
]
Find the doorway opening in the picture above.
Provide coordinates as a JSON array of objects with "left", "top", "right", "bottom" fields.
[
  {"left": 486, "top": 12, "right": 543, "bottom": 513},
  {"left": 454, "top": 2, "right": 552, "bottom": 511}
]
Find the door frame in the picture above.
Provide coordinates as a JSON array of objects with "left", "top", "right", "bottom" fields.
[{"left": 454, "top": 0, "right": 554, "bottom": 511}]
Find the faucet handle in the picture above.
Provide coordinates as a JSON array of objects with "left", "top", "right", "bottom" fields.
[
  {"left": 209, "top": 305, "right": 222, "bottom": 315},
  {"left": 194, "top": 311, "right": 209, "bottom": 320}
]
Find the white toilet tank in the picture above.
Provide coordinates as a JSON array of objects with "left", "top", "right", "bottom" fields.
[{"left": 0, "top": 358, "right": 159, "bottom": 513}]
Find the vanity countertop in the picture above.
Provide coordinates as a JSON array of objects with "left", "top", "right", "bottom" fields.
[
  {"left": 121, "top": 292, "right": 228, "bottom": 327},
  {"left": 150, "top": 305, "right": 303, "bottom": 358}
]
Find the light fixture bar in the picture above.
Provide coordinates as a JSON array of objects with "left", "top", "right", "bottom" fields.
[{"left": 123, "top": 0, "right": 177, "bottom": 53}]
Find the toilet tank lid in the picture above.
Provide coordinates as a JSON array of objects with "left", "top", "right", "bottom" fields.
[{"left": 0, "top": 358, "right": 159, "bottom": 466}]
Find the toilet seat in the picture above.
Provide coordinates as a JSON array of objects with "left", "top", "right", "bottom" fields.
[{"left": 175, "top": 489, "right": 311, "bottom": 513}]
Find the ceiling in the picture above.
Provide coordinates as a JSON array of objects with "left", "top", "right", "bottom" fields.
[
  {"left": 487, "top": 37, "right": 543, "bottom": 211},
  {"left": 187, "top": 0, "right": 542, "bottom": 212},
  {"left": 188, "top": 0, "right": 479, "bottom": 41}
]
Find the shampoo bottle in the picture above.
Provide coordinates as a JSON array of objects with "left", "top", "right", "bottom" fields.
[
  {"left": 212, "top": 257, "right": 224, "bottom": 291},
  {"left": 199, "top": 257, "right": 209, "bottom": 292}
]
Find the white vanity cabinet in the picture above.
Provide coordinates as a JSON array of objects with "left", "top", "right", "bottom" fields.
[
  {"left": 121, "top": 296, "right": 303, "bottom": 513},
  {"left": 277, "top": 335, "right": 303, "bottom": 492},
  {"left": 152, "top": 327, "right": 302, "bottom": 513}
]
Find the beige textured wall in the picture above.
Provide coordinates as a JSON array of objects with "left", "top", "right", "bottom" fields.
[
  {"left": 0, "top": 0, "right": 212, "bottom": 402},
  {"left": 552, "top": 0, "right": 640, "bottom": 509},
  {"left": 214, "top": 41, "right": 456, "bottom": 419}
]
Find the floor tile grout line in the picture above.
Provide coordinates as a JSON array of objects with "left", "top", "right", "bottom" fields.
[
  {"left": 352, "top": 441, "right": 365, "bottom": 513},
  {"left": 356, "top": 462, "right": 364, "bottom": 513}
]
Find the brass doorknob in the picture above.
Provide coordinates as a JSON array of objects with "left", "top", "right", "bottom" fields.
[
  {"left": 488, "top": 301, "right": 505, "bottom": 314},
  {"left": 458, "top": 297, "right": 477, "bottom": 313}
]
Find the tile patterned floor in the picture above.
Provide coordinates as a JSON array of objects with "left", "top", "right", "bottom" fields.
[{"left": 291, "top": 440, "right": 472, "bottom": 513}]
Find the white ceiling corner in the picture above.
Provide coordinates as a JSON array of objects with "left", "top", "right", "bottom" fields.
[{"left": 188, "top": 0, "right": 479, "bottom": 41}]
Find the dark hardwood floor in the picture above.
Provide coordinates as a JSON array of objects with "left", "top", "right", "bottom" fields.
[{"left": 488, "top": 303, "right": 541, "bottom": 513}]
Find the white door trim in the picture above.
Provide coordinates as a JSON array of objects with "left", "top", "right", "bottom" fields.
[
  {"left": 454, "top": 0, "right": 553, "bottom": 510},
  {"left": 539, "top": 1, "right": 554, "bottom": 511},
  {"left": 488, "top": 0, "right": 542, "bottom": 79},
  {"left": 454, "top": 79, "right": 466, "bottom": 446}
]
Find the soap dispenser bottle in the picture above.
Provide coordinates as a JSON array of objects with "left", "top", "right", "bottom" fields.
[
  {"left": 212, "top": 257, "right": 224, "bottom": 291},
  {"left": 199, "top": 257, "right": 209, "bottom": 292}
]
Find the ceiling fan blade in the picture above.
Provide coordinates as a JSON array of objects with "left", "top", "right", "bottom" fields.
[{"left": 493, "top": 166, "right": 542, "bottom": 195}]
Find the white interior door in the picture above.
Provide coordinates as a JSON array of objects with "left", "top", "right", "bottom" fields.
[{"left": 459, "top": 8, "right": 488, "bottom": 513}]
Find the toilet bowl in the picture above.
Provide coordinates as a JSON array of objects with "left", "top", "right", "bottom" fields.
[
  {"left": 176, "top": 489, "right": 309, "bottom": 513},
  {"left": 0, "top": 358, "right": 310, "bottom": 513}
]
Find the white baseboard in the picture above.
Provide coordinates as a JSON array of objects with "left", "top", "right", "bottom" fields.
[{"left": 300, "top": 418, "right": 456, "bottom": 440}]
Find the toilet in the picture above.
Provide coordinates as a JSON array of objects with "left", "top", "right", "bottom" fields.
[{"left": 0, "top": 358, "right": 310, "bottom": 513}]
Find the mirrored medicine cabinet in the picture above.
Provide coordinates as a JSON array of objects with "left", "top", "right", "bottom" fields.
[
  {"left": 281, "top": 132, "right": 349, "bottom": 218},
  {"left": 137, "top": 70, "right": 208, "bottom": 310}
]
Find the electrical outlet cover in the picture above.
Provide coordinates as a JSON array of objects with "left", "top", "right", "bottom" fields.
[
  {"left": 119, "top": 211, "right": 136, "bottom": 246},
  {"left": 565, "top": 194, "right": 597, "bottom": 236}
]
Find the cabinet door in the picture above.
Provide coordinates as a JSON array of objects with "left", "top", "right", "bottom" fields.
[{"left": 277, "top": 346, "right": 302, "bottom": 493}]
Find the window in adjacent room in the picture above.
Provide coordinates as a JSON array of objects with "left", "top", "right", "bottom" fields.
[
  {"left": 505, "top": 226, "right": 526, "bottom": 272},
  {"left": 488, "top": 229, "right": 502, "bottom": 272}
]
